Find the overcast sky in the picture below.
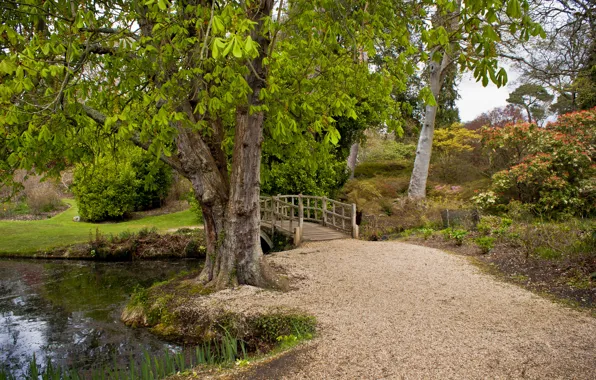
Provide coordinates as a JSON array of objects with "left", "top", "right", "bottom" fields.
[{"left": 456, "top": 65, "right": 519, "bottom": 122}]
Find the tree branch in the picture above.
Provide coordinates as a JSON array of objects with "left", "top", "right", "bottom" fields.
[
  {"left": 79, "top": 103, "right": 185, "bottom": 173},
  {"left": 79, "top": 27, "right": 140, "bottom": 41}
]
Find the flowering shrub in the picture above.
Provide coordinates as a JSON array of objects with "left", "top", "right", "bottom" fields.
[
  {"left": 480, "top": 108, "right": 596, "bottom": 217},
  {"left": 471, "top": 190, "right": 499, "bottom": 211}
]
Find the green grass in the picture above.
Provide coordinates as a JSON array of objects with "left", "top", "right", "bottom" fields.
[{"left": 0, "top": 199, "right": 199, "bottom": 255}]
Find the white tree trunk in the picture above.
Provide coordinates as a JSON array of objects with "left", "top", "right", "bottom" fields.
[
  {"left": 408, "top": 57, "right": 447, "bottom": 199},
  {"left": 408, "top": 103, "right": 439, "bottom": 198},
  {"left": 408, "top": 1, "right": 460, "bottom": 199},
  {"left": 347, "top": 142, "right": 359, "bottom": 179}
]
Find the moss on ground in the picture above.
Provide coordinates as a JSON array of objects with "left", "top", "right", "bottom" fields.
[{"left": 122, "top": 273, "right": 317, "bottom": 354}]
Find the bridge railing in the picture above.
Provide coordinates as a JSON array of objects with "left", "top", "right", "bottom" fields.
[{"left": 260, "top": 194, "right": 358, "bottom": 245}]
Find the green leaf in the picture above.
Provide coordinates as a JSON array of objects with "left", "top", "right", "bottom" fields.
[
  {"left": 223, "top": 39, "right": 234, "bottom": 57},
  {"left": 232, "top": 38, "right": 243, "bottom": 58},
  {"left": 420, "top": 87, "right": 437, "bottom": 107},
  {"left": 497, "top": 68, "right": 508, "bottom": 87},
  {"left": 244, "top": 36, "right": 257, "bottom": 56},
  {"left": 483, "top": 25, "right": 499, "bottom": 42},
  {"left": 212, "top": 42, "right": 220, "bottom": 59},
  {"left": 0, "top": 60, "right": 16, "bottom": 74},
  {"left": 213, "top": 16, "right": 224, "bottom": 34},
  {"left": 506, "top": 0, "right": 522, "bottom": 18}
]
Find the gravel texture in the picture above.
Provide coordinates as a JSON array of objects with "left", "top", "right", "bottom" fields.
[{"left": 216, "top": 240, "right": 596, "bottom": 379}]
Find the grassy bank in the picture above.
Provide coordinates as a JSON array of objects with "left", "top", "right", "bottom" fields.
[{"left": 0, "top": 199, "right": 199, "bottom": 255}]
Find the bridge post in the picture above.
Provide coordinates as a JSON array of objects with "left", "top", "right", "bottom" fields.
[
  {"left": 351, "top": 203, "right": 359, "bottom": 239},
  {"left": 293, "top": 227, "right": 302, "bottom": 246},
  {"left": 322, "top": 197, "right": 327, "bottom": 226},
  {"left": 271, "top": 196, "right": 276, "bottom": 238},
  {"left": 298, "top": 194, "right": 304, "bottom": 230}
]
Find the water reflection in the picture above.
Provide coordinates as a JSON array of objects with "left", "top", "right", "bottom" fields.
[{"left": 0, "top": 259, "right": 202, "bottom": 376}]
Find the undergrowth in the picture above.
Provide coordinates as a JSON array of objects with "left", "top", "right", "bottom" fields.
[
  {"left": 122, "top": 276, "right": 317, "bottom": 354},
  {"left": 0, "top": 335, "right": 245, "bottom": 380}
]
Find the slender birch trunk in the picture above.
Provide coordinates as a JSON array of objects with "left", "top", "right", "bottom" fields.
[
  {"left": 408, "top": 1, "right": 461, "bottom": 199},
  {"left": 347, "top": 142, "right": 359, "bottom": 179}
]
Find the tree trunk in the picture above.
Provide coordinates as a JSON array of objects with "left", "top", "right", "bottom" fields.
[
  {"left": 408, "top": 59, "right": 443, "bottom": 199},
  {"left": 524, "top": 105, "right": 532, "bottom": 123},
  {"left": 347, "top": 142, "right": 359, "bottom": 179},
  {"left": 193, "top": 0, "right": 280, "bottom": 290},
  {"left": 408, "top": 1, "right": 460, "bottom": 199},
  {"left": 191, "top": 121, "right": 282, "bottom": 289}
]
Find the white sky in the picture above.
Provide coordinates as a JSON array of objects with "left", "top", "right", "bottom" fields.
[{"left": 456, "top": 65, "right": 519, "bottom": 122}]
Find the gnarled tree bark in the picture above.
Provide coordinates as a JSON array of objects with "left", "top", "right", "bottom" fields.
[{"left": 173, "top": 0, "right": 281, "bottom": 290}]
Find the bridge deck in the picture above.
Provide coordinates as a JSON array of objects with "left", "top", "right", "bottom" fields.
[{"left": 261, "top": 220, "right": 349, "bottom": 241}]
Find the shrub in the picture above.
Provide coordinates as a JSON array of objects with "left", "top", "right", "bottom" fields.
[
  {"left": 73, "top": 159, "right": 137, "bottom": 221},
  {"left": 0, "top": 201, "right": 29, "bottom": 218},
  {"left": 430, "top": 155, "right": 484, "bottom": 183},
  {"left": 480, "top": 108, "right": 596, "bottom": 217},
  {"left": 2, "top": 170, "right": 64, "bottom": 215},
  {"left": 442, "top": 228, "right": 468, "bottom": 246},
  {"left": 420, "top": 227, "right": 434, "bottom": 240},
  {"left": 130, "top": 152, "right": 172, "bottom": 211},
  {"left": 342, "top": 179, "right": 382, "bottom": 210},
  {"left": 433, "top": 123, "right": 481, "bottom": 156},
  {"left": 72, "top": 149, "right": 172, "bottom": 222},
  {"left": 512, "top": 220, "right": 595, "bottom": 261},
  {"left": 477, "top": 215, "right": 513, "bottom": 236},
  {"left": 429, "top": 123, "right": 484, "bottom": 184},
  {"left": 360, "top": 138, "right": 416, "bottom": 162},
  {"left": 475, "top": 236, "right": 496, "bottom": 254},
  {"left": 379, "top": 199, "right": 394, "bottom": 216}
]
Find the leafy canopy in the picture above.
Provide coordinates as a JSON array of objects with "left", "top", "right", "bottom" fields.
[{"left": 0, "top": 0, "right": 543, "bottom": 194}]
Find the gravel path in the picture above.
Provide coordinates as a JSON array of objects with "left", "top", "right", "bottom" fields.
[{"left": 228, "top": 240, "right": 595, "bottom": 379}]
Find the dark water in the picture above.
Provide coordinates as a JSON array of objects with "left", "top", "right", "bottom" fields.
[{"left": 0, "top": 259, "right": 202, "bottom": 376}]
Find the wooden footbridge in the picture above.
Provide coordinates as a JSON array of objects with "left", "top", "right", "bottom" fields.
[{"left": 260, "top": 195, "right": 358, "bottom": 246}]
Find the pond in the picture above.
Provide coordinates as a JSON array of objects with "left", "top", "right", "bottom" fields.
[{"left": 0, "top": 258, "right": 202, "bottom": 377}]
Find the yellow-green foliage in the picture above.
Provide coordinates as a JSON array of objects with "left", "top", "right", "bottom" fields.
[
  {"left": 434, "top": 123, "right": 480, "bottom": 156},
  {"left": 360, "top": 135, "right": 416, "bottom": 162},
  {"left": 430, "top": 124, "right": 484, "bottom": 184}
]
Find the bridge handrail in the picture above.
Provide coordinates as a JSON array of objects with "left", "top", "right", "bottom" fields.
[{"left": 260, "top": 194, "right": 358, "bottom": 245}]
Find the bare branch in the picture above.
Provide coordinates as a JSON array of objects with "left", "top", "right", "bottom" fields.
[{"left": 79, "top": 27, "right": 140, "bottom": 41}]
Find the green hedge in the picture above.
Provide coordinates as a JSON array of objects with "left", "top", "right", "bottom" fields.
[{"left": 73, "top": 150, "right": 172, "bottom": 222}]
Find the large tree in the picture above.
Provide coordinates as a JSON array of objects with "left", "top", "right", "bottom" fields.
[
  {"left": 506, "top": 83, "right": 553, "bottom": 125},
  {"left": 502, "top": 0, "right": 596, "bottom": 113},
  {"left": 0, "top": 0, "right": 411, "bottom": 288},
  {"left": 407, "top": 0, "right": 544, "bottom": 199}
]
